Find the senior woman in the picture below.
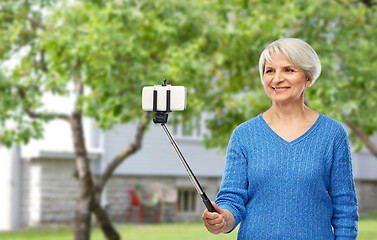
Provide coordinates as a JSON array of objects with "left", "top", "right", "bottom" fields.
[{"left": 202, "top": 38, "right": 359, "bottom": 239}]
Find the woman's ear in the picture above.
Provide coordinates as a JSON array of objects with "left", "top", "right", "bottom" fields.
[{"left": 306, "top": 78, "right": 312, "bottom": 88}]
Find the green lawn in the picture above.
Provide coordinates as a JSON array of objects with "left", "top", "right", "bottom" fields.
[
  {"left": 0, "top": 219, "right": 376, "bottom": 240},
  {"left": 0, "top": 223, "right": 237, "bottom": 240}
]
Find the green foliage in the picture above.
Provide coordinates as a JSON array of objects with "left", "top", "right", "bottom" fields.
[
  {"left": 1, "top": 0, "right": 376, "bottom": 152},
  {"left": 201, "top": 0, "right": 377, "bottom": 150},
  {"left": 301, "top": 1, "right": 377, "bottom": 149}
]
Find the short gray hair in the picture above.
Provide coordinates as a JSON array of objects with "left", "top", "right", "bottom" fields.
[{"left": 259, "top": 38, "right": 321, "bottom": 86}]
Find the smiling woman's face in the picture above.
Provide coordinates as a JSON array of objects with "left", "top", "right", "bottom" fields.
[{"left": 263, "top": 51, "right": 311, "bottom": 106}]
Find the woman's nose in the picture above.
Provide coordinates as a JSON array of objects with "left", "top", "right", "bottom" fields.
[{"left": 272, "top": 71, "right": 284, "bottom": 84}]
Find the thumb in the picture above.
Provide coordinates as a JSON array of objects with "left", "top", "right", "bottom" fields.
[{"left": 211, "top": 201, "right": 224, "bottom": 214}]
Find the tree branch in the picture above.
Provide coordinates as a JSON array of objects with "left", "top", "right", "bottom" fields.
[
  {"left": 92, "top": 201, "right": 120, "bottom": 240},
  {"left": 1, "top": 8, "right": 48, "bottom": 31},
  {"left": 73, "top": 60, "right": 83, "bottom": 114},
  {"left": 25, "top": 15, "right": 47, "bottom": 31},
  {"left": 337, "top": 0, "right": 376, "bottom": 8},
  {"left": 17, "top": 87, "right": 70, "bottom": 121},
  {"left": 335, "top": 0, "right": 351, "bottom": 9},
  {"left": 359, "top": 0, "right": 376, "bottom": 7},
  {"left": 96, "top": 111, "right": 152, "bottom": 193},
  {"left": 40, "top": 49, "right": 49, "bottom": 72},
  {"left": 25, "top": 109, "right": 70, "bottom": 121},
  {"left": 345, "top": 120, "right": 377, "bottom": 157}
]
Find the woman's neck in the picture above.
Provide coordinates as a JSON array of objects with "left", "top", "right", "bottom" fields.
[{"left": 263, "top": 101, "right": 314, "bottom": 124}]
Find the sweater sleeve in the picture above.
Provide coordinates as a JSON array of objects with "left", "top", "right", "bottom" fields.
[
  {"left": 215, "top": 128, "right": 248, "bottom": 232},
  {"left": 329, "top": 131, "right": 359, "bottom": 239}
]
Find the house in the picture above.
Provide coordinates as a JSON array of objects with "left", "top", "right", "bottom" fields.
[
  {"left": 1, "top": 114, "right": 377, "bottom": 230},
  {"left": 0, "top": 114, "right": 225, "bottom": 229}
]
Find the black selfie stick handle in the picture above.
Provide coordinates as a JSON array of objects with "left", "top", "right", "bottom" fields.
[{"left": 201, "top": 192, "right": 216, "bottom": 212}]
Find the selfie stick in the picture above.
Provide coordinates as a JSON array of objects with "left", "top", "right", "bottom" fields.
[{"left": 152, "top": 80, "right": 216, "bottom": 213}]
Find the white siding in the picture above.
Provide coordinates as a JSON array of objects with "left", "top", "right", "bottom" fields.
[{"left": 100, "top": 122, "right": 226, "bottom": 177}]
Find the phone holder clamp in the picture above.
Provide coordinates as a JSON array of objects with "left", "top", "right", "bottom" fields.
[{"left": 152, "top": 79, "right": 171, "bottom": 124}]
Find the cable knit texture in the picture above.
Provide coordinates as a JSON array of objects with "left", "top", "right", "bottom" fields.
[{"left": 216, "top": 113, "right": 359, "bottom": 239}]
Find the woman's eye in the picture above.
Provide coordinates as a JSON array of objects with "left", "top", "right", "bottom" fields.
[
  {"left": 265, "top": 69, "right": 273, "bottom": 73},
  {"left": 286, "top": 68, "right": 294, "bottom": 72}
]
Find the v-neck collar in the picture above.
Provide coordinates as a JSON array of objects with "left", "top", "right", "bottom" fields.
[{"left": 258, "top": 113, "right": 322, "bottom": 146}]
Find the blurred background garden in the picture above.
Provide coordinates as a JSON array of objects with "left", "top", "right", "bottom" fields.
[{"left": 1, "top": 0, "right": 377, "bottom": 239}]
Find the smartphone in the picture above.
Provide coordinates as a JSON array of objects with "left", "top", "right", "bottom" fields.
[{"left": 142, "top": 85, "right": 186, "bottom": 112}]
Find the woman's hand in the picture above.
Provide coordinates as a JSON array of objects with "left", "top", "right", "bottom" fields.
[{"left": 202, "top": 201, "right": 235, "bottom": 235}]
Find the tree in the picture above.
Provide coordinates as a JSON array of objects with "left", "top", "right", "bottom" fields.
[{"left": 0, "top": 0, "right": 224, "bottom": 239}]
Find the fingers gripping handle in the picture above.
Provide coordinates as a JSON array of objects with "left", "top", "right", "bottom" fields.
[{"left": 201, "top": 192, "right": 216, "bottom": 212}]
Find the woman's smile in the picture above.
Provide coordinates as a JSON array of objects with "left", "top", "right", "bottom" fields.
[{"left": 272, "top": 86, "right": 290, "bottom": 93}]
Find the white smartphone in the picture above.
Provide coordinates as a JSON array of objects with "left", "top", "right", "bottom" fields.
[{"left": 142, "top": 85, "right": 187, "bottom": 111}]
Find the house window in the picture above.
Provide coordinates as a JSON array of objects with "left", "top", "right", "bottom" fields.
[
  {"left": 170, "top": 116, "right": 202, "bottom": 140},
  {"left": 182, "top": 117, "right": 201, "bottom": 137},
  {"left": 177, "top": 188, "right": 197, "bottom": 213}
]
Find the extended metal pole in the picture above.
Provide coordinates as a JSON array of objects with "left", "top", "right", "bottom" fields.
[{"left": 161, "top": 124, "right": 216, "bottom": 212}]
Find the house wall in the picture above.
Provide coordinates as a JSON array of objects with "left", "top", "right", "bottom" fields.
[
  {"left": 100, "top": 122, "right": 226, "bottom": 177},
  {"left": 0, "top": 144, "right": 23, "bottom": 230},
  {"left": 22, "top": 158, "right": 77, "bottom": 226},
  {"left": 105, "top": 175, "right": 220, "bottom": 223},
  {"left": 17, "top": 155, "right": 377, "bottom": 227},
  {"left": 352, "top": 143, "right": 377, "bottom": 212},
  {"left": 353, "top": 143, "right": 377, "bottom": 180},
  {"left": 355, "top": 180, "right": 377, "bottom": 212},
  {"left": 21, "top": 157, "right": 220, "bottom": 226}
]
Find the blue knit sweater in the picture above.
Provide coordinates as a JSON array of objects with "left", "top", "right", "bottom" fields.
[{"left": 215, "top": 113, "right": 359, "bottom": 239}]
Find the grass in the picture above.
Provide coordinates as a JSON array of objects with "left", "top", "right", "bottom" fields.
[
  {"left": 358, "top": 211, "right": 377, "bottom": 240},
  {"left": 0, "top": 216, "right": 376, "bottom": 240},
  {"left": 0, "top": 223, "right": 237, "bottom": 240}
]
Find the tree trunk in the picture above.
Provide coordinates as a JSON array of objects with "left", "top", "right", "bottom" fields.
[
  {"left": 92, "top": 199, "right": 120, "bottom": 240},
  {"left": 346, "top": 120, "right": 377, "bottom": 158},
  {"left": 93, "top": 112, "right": 151, "bottom": 240},
  {"left": 70, "top": 113, "right": 94, "bottom": 240}
]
